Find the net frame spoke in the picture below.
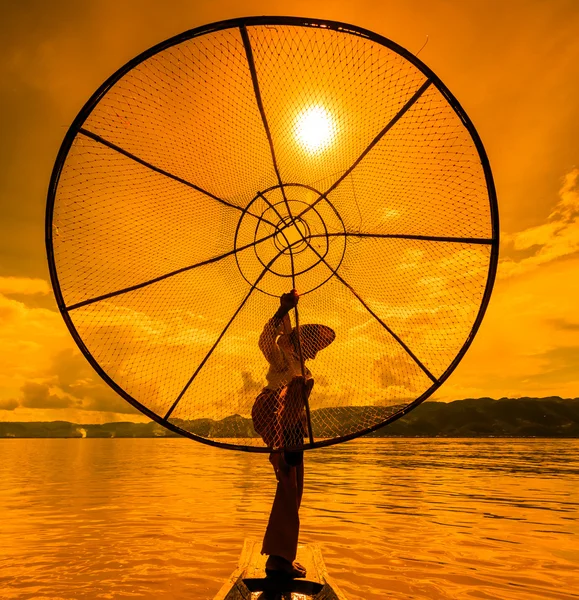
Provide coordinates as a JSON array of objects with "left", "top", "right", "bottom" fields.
[
  {"left": 255, "top": 189, "right": 437, "bottom": 383},
  {"left": 283, "top": 221, "right": 439, "bottom": 384},
  {"left": 77, "top": 127, "right": 279, "bottom": 235},
  {"left": 240, "top": 25, "right": 293, "bottom": 219},
  {"left": 65, "top": 225, "right": 278, "bottom": 311},
  {"left": 163, "top": 244, "right": 290, "bottom": 422},
  {"left": 308, "top": 232, "right": 494, "bottom": 245},
  {"left": 285, "top": 79, "right": 433, "bottom": 230},
  {"left": 79, "top": 128, "right": 247, "bottom": 214}
]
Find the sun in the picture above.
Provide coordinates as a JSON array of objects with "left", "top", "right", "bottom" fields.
[{"left": 294, "top": 106, "right": 337, "bottom": 153}]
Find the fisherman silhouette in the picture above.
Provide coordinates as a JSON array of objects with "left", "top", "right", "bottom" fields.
[{"left": 252, "top": 289, "right": 335, "bottom": 578}]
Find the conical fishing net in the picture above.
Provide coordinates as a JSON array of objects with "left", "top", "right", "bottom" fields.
[{"left": 47, "top": 17, "right": 498, "bottom": 452}]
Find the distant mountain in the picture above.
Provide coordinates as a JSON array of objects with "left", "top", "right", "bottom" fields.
[
  {"left": 365, "top": 396, "right": 579, "bottom": 438},
  {"left": 1, "top": 397, "right": 578, "bottom": 439}
]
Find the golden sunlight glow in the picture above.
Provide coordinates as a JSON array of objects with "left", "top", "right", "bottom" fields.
[{"left": 294, "top": 106, "right": 336, "bottom": 153}]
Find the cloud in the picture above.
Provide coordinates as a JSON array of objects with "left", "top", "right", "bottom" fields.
[
  {"left": 0, "top": 398, "right": 18, "bottom": 411},
  {"left": 527, "top": 346, "right": 579, "bottom": 386},
  {"left": 50, "top": 348, "right": 139, "bottom": 414},
  {"left": 0, "top": 277, "right": 51, "bottom": 295},
  {"left": 376, "top": 354, "right": 421, "bottom": 392},
  {"left": 240, "top": 370, "right": 262, "bottom": 394},
  {"left": 0, "top": 292, "right": 140, "bottom": 418},
  {"left": 81, "top": 390, "right": 139, "bottom": 414},
  {"left": 0, "top": 292, "right": 70, "bottom": 385},
  {"left": 500, "top": 168, "right": 579, "bottom": 277},
  {"left": 8, "top": 351, "right": 140, "bottom": 415},
  {"left": 436, "top": 250, "right": 579, "bottom": 401},
  {"left": 545, "top": 318, "right": 579, "bottom": 332},
  {"left": 20, "top": 382, "right": 76, "bottom": 409},
  {"left": 433, "top": 168, "right": 579, "bottom": 401}
]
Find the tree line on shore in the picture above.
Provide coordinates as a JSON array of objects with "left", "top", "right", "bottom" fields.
[{"left": 1, "top": 397, "right": 578, "bottom": 439}]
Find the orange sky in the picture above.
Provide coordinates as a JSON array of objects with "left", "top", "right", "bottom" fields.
[{"left": 1, "top": 0, "right": 578, "bottom": 423}]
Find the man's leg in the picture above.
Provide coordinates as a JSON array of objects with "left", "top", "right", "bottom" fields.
[
  {"left": 297, "top": 457, "right": 304, "bottom": 509},
  {"left": 262, "top": 452, "right": 301, "bottom": 564}
]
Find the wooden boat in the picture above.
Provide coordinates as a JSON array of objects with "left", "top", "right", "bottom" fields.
[{"left": 213, "top": 539, "right": 348, "bottom": 600}]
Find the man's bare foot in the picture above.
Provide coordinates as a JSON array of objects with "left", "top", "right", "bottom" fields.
[{"left": 265, "top": 555, "right": 307, "bottom": 578}]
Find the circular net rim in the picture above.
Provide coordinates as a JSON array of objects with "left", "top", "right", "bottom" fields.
[{"left": 46, "top": 16, "right": 499, "bottom": 453}]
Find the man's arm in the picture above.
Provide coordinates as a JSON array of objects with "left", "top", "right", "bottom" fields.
[
  {"left": 280, "top": 312, "right": 292, "bottom": 335},
  {"left": 258, "top": 317, "right": 284, "bottom": 368},
  {"left": 258, "top": 290, "right": 299, "bottom": 368}
]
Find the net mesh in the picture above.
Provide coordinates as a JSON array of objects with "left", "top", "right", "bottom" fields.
[{"left": 48, "top": 18, "right": 498, "bottom": 451}]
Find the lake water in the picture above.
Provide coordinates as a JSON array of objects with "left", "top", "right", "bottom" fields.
[{"left": 0, "top": 438, "right": 577, "bottom": 599}]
